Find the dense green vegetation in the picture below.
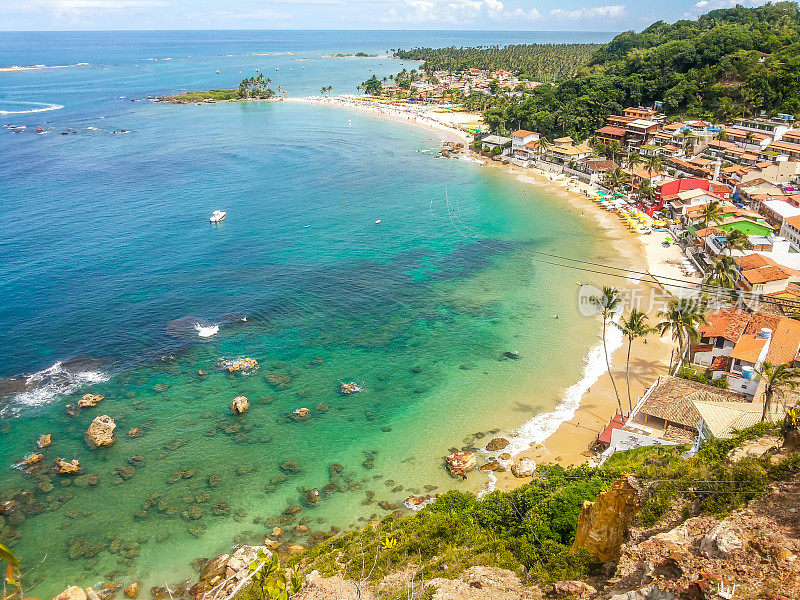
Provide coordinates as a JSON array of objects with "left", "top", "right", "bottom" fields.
[
  {"left": 284, "top": 423, "right": 799, "bottom": 596},
  {"left": 165, "top": 74, "right": 275, "bottom": 103},
  {"left": 422, "top": 3, "right": 800, "bottom": 139},
  {"left": 393, "top": 44, "right": 602, "bottom": 81}
]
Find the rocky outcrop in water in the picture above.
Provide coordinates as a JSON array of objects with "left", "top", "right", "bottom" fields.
[
  {"left": 190, "top": 545, "right": 269, "bottom": 598},
  {"left": 219, "top": 357, "right": 259, "bottom": 373},
  {"left": 485, "top": 437, "right": 509, "bottom": 452},
  {"left": 37, "top": 433, "right": 52, "bottom": 448},
  {"left": 55, "top": 458, "right": 81, "bottom": 474},
  {"left": 52, "top": 586, "right": 87, "bottom": 600},
  {"left": 231, "top": 396, "right": 250, "bottom": 414},
  {"left": 572, "top": 475, "right": 640, "bottom": 562},
  {"left": 445, "top": 451, "right": 476, "bottom": 478},
  {"left": 86, "top": 415, "right": 116, "bottom": 448},
  {"left": 78, "top": 394, "right": 104, "bottom": 408}
]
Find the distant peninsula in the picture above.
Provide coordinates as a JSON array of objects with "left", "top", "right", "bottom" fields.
[{"left": 155, "top": 74, "right": 277, "bottom": 104}]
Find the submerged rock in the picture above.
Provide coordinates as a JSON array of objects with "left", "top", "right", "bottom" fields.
[
  {"left": 485, "top": 437, "right": 509, "bottom": 452},
  {"left": 280, "top": 461, "right": 301, "bottom": 475},
  {"left": 290, "top": 407, "right": 310, "bottom": 421},
  {"left": 220, "top": 357, "right": 259, "bottom": 373},
  {"left": 86, "top": 415, "right": 116, "bottom": 448},
  {"left": 19, "top": 453, "right": 44, "bottom": 470},
  {"left": 123, "top": 582, "right": 139, "bottom": 599}
]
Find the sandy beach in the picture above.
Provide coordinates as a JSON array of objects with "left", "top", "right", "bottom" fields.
[{"left": 299, "top": 94, "right": 683, "bottom": 490}]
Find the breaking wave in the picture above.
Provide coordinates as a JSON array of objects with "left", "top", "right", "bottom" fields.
[
  {"left": 0, "top": 101, "right": 65, "bottom": 115},
  {"left": 0, "top": 359, "right": 109, "bottom": 411}
]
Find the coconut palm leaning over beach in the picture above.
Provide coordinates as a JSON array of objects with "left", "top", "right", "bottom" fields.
[
  {"left": 758, "top": 361, "right": 800, "bottom": 422},
  {"left": 591, "top": 286, "right": 624, "bottom": 417},
  {"left": 657, "top": 297, "right": 709, "bottom": 375},
  {"left": 615, "top": 309, "right": 655, "bottom": 415}
]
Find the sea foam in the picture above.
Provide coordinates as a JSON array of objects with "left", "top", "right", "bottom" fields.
[
  {"left": 195, "top": 323, "right": 220, "bottom": 338},
  {"left": 7, "top": 361, "right": 109, "bottom": 410},
  {"left": 478, "top": 321, "right": 624, "bottom": 497}
]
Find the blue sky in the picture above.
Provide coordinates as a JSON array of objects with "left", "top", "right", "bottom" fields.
[{"left": 0, "top": 0, "right": 771, "bottom": 31}]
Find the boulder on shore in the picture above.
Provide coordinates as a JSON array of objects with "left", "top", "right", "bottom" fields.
[
  {"left": 52, "top": 587, "right": 86, "bottom": 600},
  {"left": 86, "top": 415, "right": 116, "bottom": 448},
  {"left": 37, "top": 434, "right": 53, "bottom": 448},
  {"left": 55, "top": 458, "right": 81, "bottom": 475},
  {"left": 78, "top": 394, "right": 105, "bottom": 408},
  {"left": 511, "top": 457, "right": 536, "bottom": 478},
  {"left": 231, "top": 396, "right": 250, "bottom": 414},
  {"left": 445, "top": 451, "right": 476, "bottom": 478}
]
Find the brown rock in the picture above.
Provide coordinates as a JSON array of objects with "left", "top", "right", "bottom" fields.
[
  {"left": 572, "top": 475, "right": 640, "bottom": 562},
  {"left": 485, "top": 437, "right": 509, "bottom": 452},
  {"left": 20, "top": 453, "right": 44, "bottom": 469},
  {"left": 272, "top": 527, "right": 283, "bottom": 537},
  {"left": 511, "top": 457, "right": 536, "bottom": 478},
  {"left": 37, "top": 434, "right": 53, "bottom": 448},
  {"left": 231, "top": 396, "right": 250, "bottom": 414},
  {"left": 200, "top": 554, "right": 230, "bottom": 582},
  {"left": 53, "top": 587, "right": 87, "bottom": 600},
  {"left": 78, "top": 394, "right": 105, "bottom": 408},
  {"left": 86, "top": 415, "right": 116, "bottom": 447},
  {"left": 553, "top": 580, "right": 596, "bottom": 596},
  {"left": 286, "top": 544, "right": 305, "bottom": 554},
  {"left": 55, "top": 458, "right": 81, "bottom": 475},
  {"left": 445, "top": 450, "right": 476, "bottom": 478},
  {"left": 127, "top": 428, "right": 142, "bottom": 438}
]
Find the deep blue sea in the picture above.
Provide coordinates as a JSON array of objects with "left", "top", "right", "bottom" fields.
[{"left": 0, "top": 30, "right": 615, "bottom": 595}]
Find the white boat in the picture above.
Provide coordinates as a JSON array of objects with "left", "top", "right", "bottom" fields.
[
  {"left": 210, "top": 210, "right": 226, "bottom": 223},
  {"left": 375, "top": 219, "right": 381, "bottom": 224}
]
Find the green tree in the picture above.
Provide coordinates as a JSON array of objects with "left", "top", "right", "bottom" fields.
[
  {"left": 758, "top": 361, "right": 800, "bottom": 422},
  {"left": 590, "top": 286, "right": 624, "bottom": 416},
  {"left": 724, "top": 228, "right": 753, "bottom": 256},
  {"left": 657, "top": 297, "right": 709, "bottom": 374},
  {"left": 360, "top": 75, "right": 384, "bottom": 96},
  {"left": 704, "top": 254, "right": 739, "bottom": 289},
  {"left": 700, "top": 200, "right": 725, "bottom": 229},
  {"left": 615, "top": 309, "right": 655, "bottom": 414}
]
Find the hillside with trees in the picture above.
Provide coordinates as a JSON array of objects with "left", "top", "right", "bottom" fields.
[
  {"left": 442, "top": 3, "right": 800, "bottom": 139},
  {"left": 393, "top": 43, "right": 602, "bottom": 81}
]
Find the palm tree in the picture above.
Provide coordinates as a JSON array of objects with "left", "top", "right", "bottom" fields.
[
  {"left": 657, "top": 298, "right": 709, "bottom": 374},
  {"left": 609, "top": 140, "right": 623, "bottom": 163},
  {"left": 724, "top": 228, "right": 753, "bottom": 256},
  {"left": 591, "top": 287, "right": 624, "bottom": 416},
  {"left": 643, "top": 154, "right": 662, "bottom": 189},
  {"left": 638, "top": 179, "right": 655, "bottom": 205},
  {"left": 700, "top": 200, "right": 724, "bottom": 229},
  {"left": 627, "top": 151, "right": 643, "bottom": 170},
  {"left": 758, "top": 361, "right": 800, "bottom": 422},
  {"left": 615, "top": 310, "right": 654, "bottom": 414},
  {"left": 704, "top": 255, "right": 739, "bottom": 289}
]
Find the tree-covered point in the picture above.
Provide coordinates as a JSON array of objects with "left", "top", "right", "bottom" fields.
[
  {"left": 393, "top": 44, "right": 602, "bottom": 81},
  {"left": 472, "top": 2, "right": 800, "bottom": 139},
  {"left": 163, "top": 74, "right": 275, "bottom": 103}
]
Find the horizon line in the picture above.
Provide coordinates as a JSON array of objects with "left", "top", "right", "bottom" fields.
[{"left": 0, "top": 28, "right": 621, "bottom": 33}]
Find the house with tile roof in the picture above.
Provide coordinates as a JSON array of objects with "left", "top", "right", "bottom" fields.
[{"left": 692, "top": 307, "right": 800, "bottom": 396}]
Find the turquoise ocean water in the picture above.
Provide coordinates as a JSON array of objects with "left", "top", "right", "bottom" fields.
[{"left": 0, "top": 30, "right": 615, "bottom": 595}]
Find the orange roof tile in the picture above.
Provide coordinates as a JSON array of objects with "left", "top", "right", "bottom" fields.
[
  {"left": 745, "top": 313, "right": 800, "bottom": 365},
  {"left": 700, "top": 308, "right": 751, "bottom": 341},
  {"left": 729, "top": 334, "right": 767, "bottom": 363}
]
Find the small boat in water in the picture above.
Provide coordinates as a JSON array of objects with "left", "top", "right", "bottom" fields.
[
  {"left": 375, "top": 219, "right": 381, "bottom": 224},
  {"left": 210, "top": 210, "right": 226, "bottom": 223}
]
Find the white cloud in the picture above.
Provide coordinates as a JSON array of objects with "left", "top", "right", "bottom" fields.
[
  {"left": 687, "top": 0, "right": 770, "bottom": 16},
  {"left": 382, "top": 0, "right": 542, "bottom": 24},
  {"left": 550, "top": 4, "right": 626, "bottom": 20}
]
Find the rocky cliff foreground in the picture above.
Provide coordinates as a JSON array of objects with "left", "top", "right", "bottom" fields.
[{"left": 46, "top": 430, "right": 800, "bottom": 600}]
